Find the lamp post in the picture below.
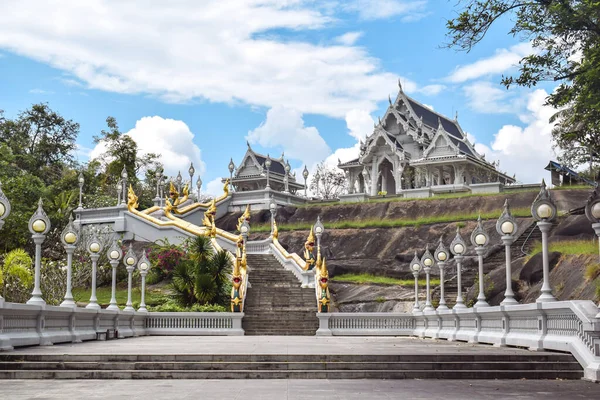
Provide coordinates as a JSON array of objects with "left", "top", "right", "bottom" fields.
[
  {"left": 497, "top": 199, "right": 519, "bottom": 305},
  {"left": 284, "top": 160, "right": 291, "bottom": 193},
  {"left": 0, "top": 180, "right": 10, "bottom": 305},
  {"left": 449, "top": 226, "right": 467, "bottom": 309},
  {"left": 584, "top": 180, "right": 600, "bottom": 264},
  {"left": 228, "top": 158, "right": 236, "bottom": 191},
  {"left": 154, "top": 166, "right": 163, "bottom": 205},
  {"left": 410, "top": 251, "right": 423, "bottom": 313},
  {"left": 265, "top": 155, "right": 272, "bottom": 189},
  {"left": 85, "top": 233, "right": 103, "bottom": 310},
  {"left": 314, "top": 216, "right": 324, "bottom": 249},
  {"left": 121, "top": 167, "right": 128, "bottom": 206},
  {"left": 421, "top": 247, "right": 435, "bottom": 312},
  {"left": 123, "top": 244, "right": 138, "bottom": 312},
  {"left": 240, "top": 220, "right": 250, "bottom": 245},
  {"left": 434, "top": 236, "right": 449, "bottom": 311},
  {"left": 116, "top": 179, "right": 122, "bottom": 205},
  {"left": 77, "top": 171, "right": 84, "bottom": 210},
  {"left": 176, "top": 171, "right": 183, "bottom": 193},
  {"left": 315, "top": 170, "right": 321, "bottom": 198},
  {"left": 188, "top": 162, "right": 195, "bottom": 190},
  {"left": 470, "top": 216, "right": 490, "bottom": 308},
  {"left": 196, "top": 177, "right": 202, "bottom": 202},
  {"left": 60, "top": 215, "right": 79, "bottom": 307},
  {"left": 269, "top": 198, "right": 277, "bottom": 236},
  {"left": 303, "top": 166, "right": 309, "bottom": 197},
  {"left": 27, "top": 199, "right": 51, "bottom": 306},
  {"left": 137, "top": 251, "right": 150, "bottom": 313},
  {"left": 531, "top": 179, "right": 558, "bottom": 303},
  {"left": 106, "top": 239, "right": 123, "bottom": 311}
]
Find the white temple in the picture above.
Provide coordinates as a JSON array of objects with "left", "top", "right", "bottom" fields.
[{"left": 338, "top": 81, "right": 515, "bottom": 200}]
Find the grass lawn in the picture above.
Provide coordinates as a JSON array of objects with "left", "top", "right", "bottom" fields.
[
  {"left": 529, "top": 239, "right": 599, "bottom": 258},
  {"left": 72, "top": 284, "right": 167, "bottom": 308},
  {"left": 252, "top": 207, "right": 533, "bottom": 233},
  {"left": 332, "top": 273, "right": 441, "bottom": 287}
]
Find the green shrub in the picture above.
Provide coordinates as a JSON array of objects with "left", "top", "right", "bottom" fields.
[
  {"left": 1, "top": 249, "right": 33, "bottom": 303},
  {"left": 148, "top": 301, "right": 227, "bottom": 312},
  {"left": 584, "top": 263, "right": 600, "bottom": 282}
]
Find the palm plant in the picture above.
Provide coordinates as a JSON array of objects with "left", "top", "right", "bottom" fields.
[{"left": 171, "top": 236, "right": 232, "bottom": 307}]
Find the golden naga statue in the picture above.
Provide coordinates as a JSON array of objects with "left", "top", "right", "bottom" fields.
[
  {"left": 202, "top": 199, "right": 217, "bottom": 237},
  {"left": 272, "top": 219, "right": 279, "bottom": 240},
  {"left": 127, "top": 185, "right": 139, "bottom": 211},
  {"left": 315, "top": 247, "right": 330, "bottom": 312},
  {"left": 166, "top": 182, "right": 190, "bottom": 210},
  {"left": 236, "top": 204, "right": 251, "bottom": 232},
  {"left": 303, "top": 227, "right": 316, "bottom": 271},
  {"left": 223, "top": 178, "right": 230, "bottom": 198},
  {"left": 231, "top": 234, "right": 246, "bottom": 312}
]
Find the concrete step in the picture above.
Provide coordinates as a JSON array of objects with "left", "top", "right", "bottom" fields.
[{"left": 0, "top": 368, "right": 582, "bottom": 379}]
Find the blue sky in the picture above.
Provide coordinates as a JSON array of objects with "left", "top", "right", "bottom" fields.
[{"left": 0, "top": 1, "right": 558, "bottom": 193}]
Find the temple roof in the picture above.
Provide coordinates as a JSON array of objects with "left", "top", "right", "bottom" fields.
[{"left": 407, "top": 98, "right": 462, "bottom": 139}]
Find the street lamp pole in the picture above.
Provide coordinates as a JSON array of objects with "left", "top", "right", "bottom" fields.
[
  {"left": 60, "top": 215, "right": 79, "bottom": 308},
  {"left": 303, "top": 166, "right": 309, "bottom": 197},
  {"left": 410, "top": 251, "right": 423, "bottom": 313},
  {"left": 497, "top": 199, "right": 519, "bottom": 305},
  {"left": 434, "top": 236, "right": 449, "bottom": 311},
  {"left": 265, "top": 155, "right": 272, "bottom": 189},
  {"left": 531, "top": 180, "right": 558, "bottom": 303},
  {"left": 421, "top": 247, "right": 435, "bottom": 312},
  {"left": 471, "top": 216, "right": 490, "bottom": 308},
  {"left": 449, "top": 226, "right": 467, "bottom": 309}
]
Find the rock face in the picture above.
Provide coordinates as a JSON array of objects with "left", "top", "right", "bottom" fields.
[{"left": 217, "top": 189, "right": 595, "bottom": 311}]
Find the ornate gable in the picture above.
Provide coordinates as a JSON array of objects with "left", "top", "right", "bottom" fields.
[{"left": 423, "top": 120, "right": 461, "bottom": 158}]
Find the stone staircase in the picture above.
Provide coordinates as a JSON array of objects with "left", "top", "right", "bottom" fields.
[
  {"left": 242, "top": 254, "right": 319, "bottom": 336},
  {"left": 0, "top": 352, "right": 583, "bottom": 379}
]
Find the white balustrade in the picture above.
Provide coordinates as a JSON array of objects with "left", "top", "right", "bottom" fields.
[{"left": 144, "top": 312, "right": 244, "bottom": 335}]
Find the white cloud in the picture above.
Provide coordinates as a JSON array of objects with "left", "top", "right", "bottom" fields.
[
  {"left": 246, "top": 106, "right": 331, "bottom": 167},
  {"left": 29, "top": 88, "right": 54, "bottom": 94},
  {"left": 343, "top": 0, "right": 428, "bottom": 21},
  {"left": 463, "top": 81, "right": 518, "bottom": 114},
  {"left": 335, "top": 31, "right": 363, "bottom": 46},
  {"left": 447, "top": 43, "right": 532, "bottom": 83},
  {"left": 205, "top": 177, "right": 224, "bottom": 197},
  {"left": 419, "top": 84, "right": 445, "bottom": 96},
  {"left": 471, "top": 89, "right": 558, "bottom": 184},
  {"left": 345, "top": 109, "right": 374, "bottom": 141},
  {"left": 89, "top": 116, "right": 205, "bottom": 180},
  {"left": 0, "top": 1, "right": 424, "bottom": 119}
]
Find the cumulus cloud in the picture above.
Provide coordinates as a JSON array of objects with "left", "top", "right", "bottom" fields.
[
  {"left": 463, "top": 81, "right": 520, "bottom": 114},
  {"left": 204, "top": 177, "right": 225, "bottom": 197},
  {"left": 447, "top": 42, "right": 532, "bottom": 83},
  {"left": 470, "top": 89, "right": 558, "bottom": 184},
  {"left": 419, "top": 84, "right": 445, "bottom": 96},
  {"left": 343, "top": 0, "right": 428, "bottom": 21},
  {"left": 335, "top": 31, "right": 363, "bottom": 46},
  {"left": 0, "top": 1, "right": 434, "bottom": 118},
  {"left": 90, "top": 116, "right": 205, "bottom": 179},
  {"left": 246, "top": 106, "right": 331, "bottom": 167},
  {"left": 345, "top": 109, "right": 375, "bottom": 141}
]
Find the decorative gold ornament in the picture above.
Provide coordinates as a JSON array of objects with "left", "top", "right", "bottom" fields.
[
  {"left": 236, "top": 204, "right": 251, "bottom": 232},
  {"left": 127, "top": 185, "right": 139, "bottom": 211},
  {"left": 273, "top": 219, "right": 279, "bottom": 240},
  {"left": 303, "top": 227, "right": 316, "bottom": 271}
]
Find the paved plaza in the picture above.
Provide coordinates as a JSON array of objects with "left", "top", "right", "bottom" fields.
[
  {"left": 1, "top": 336, "right": 598, "bottom": 398},
  {"left": 1, "top": 379, "right": 598, "bottom": 399},
  {"left": 2, "top": 335, "right": 567, "bottom": 356}
]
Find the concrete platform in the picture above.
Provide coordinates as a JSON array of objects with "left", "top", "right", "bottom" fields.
[
  {"left": 1, "top": 379, "right": 599, "bottom": 399},
  {"left": 3, "top": 335, "right": 569, "bottom": 356}
]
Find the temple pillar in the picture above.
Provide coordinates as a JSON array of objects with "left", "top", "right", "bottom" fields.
[
  {"left": 370, "top": 157, "right": 378, "bottom": 196},
  {"left": 438, "top": 167, "right": 444, "bottom": 185},
  {"left": 396, "top": 164, "right": 404, "bottom": 192}
]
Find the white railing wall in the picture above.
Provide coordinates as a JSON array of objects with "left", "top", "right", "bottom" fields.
[
  {"left": 316, "top": 301, "right": 600, "bottom": 382},
  {"left": 245, "top": 238, "right": 272, "bottom": 254},
  {"left": 0, "top": 301, "right": 144, "bottom": 350},
  {"left": 144, "top": 312, "right": 244, "bottom": 336}
]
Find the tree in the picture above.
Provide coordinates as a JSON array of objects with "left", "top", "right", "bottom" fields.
[
  {"left": 0, "top": 104, "right": 79, "bottom": 183},
  {"left": 446, "top": 1, "right": 600, "bottom": 165},
  {"left": 93, "top": 117, "right": 159, "bottom": 188},
  {"left": 551, "top": 105, "right": 600, "bottom": 177},
  {"left": 309, "top": 162, "right": 346, "bottom": 199}
]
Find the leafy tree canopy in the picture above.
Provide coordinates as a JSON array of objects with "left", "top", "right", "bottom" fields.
[{"left": 446, "top": 0, "right": 600, "bottom": 170}]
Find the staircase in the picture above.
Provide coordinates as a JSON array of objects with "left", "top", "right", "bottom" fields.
[
  {"left": 0, "top": 352, "right": 582, "bottom": 379},
  {"left": 242, "top": 254, "right": 319, "bottom": 335}
]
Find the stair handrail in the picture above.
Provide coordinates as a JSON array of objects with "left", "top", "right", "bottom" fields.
[{"left": 519, "top": 221, "right": 538, "bottom": 256}]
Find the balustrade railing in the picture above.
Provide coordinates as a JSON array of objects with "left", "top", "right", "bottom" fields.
[{"left": 144, "top": 312, "right": 244, "bottom": 335}]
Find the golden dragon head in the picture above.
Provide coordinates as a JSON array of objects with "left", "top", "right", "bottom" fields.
[
  {"left": 127, "top": 185, "right": 139, "bottom": 211},
  {"left": 304, "top": 227, "right": 315, "bottom": 250}
]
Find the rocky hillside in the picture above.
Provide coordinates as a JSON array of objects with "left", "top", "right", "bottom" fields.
[{"left": 218, "top": 189, "right": 597, "bottom": 311}]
